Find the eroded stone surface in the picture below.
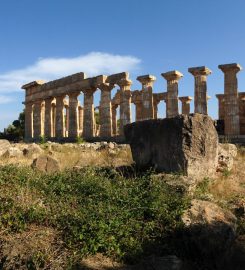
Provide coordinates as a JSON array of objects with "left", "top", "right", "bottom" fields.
[
  {"left": 124, "top": 114, "right": 218, "bottom": 179},
  {"left": 32, "top": 155, "right": 60, "bottom": 173}
]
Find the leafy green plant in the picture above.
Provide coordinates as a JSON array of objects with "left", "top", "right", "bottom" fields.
[
  {"left": 75, "top": 136, "right": 85, "bottom": 144},
  {"left": 38, "top": 135, "right": 47, "bottom": 144}
]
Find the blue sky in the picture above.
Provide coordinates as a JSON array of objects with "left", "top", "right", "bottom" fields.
[{"left": 1, "top": 0, "right": 245, "bottom": 130}]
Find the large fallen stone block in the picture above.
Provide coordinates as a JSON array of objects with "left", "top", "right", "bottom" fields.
[{"left": 124, "top": 114, "right": 218, "bottom": 179}]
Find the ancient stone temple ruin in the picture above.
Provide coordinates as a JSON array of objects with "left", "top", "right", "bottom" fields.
[{"left": 22, "top": 63, "right": 244, "bottom": 141}]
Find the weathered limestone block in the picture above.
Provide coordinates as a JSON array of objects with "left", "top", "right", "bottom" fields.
[
  {"left": 0, "top": 140, "right": 11, "bottom": 156},
  {"left": 124, "top": 114, "right": 218, "bottom": 179},
  {"left": 23, "top": 143, "right": 44, "bottom": 158},
  {"left": 2, "top": 147, "right": 23, "bottom": 158},
  {"left": 32, "top": 155, "right": 60, "bottom": 173},
  {"left": 217, "top": 143, "right": 237, "bottom": 172}
]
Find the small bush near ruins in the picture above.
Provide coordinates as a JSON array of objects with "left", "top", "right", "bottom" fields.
[{"left": 0, "top": 165, "right": 189, "bottom": 268}]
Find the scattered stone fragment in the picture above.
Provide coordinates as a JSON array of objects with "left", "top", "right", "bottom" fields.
[
  {"left": 0, "top": 139, "right": 11, "bottom": 156},
  {"left": 2, "top": 147, "right": 23, "bottom": 158},
  {"left": 23, "top": 143, "right": 44, "bottom": 158},
  {"left": 217, "top": 143, "right": 237, "bottom": 172},
  {"left": 32, "top": 155, "right": 60, "bottom": 173}
]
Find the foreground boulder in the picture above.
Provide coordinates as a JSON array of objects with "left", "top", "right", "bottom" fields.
[
  {"left": 124, "top": 114, "right": 218, "bottom": 179},
  {"left": 0, "top": 139, "right": 11, "bottom": 156},
  {"left": 217, "top": 143, "right": 237, "bottom": 172},
  {"left": 23, "top": 143, "right": 44, "bottom": 158},
  {"left": 32, "top": 155, "right": 60, "bottom": 173}
]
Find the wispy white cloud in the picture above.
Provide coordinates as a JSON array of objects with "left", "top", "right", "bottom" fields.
[
  {"left": 0, "top": 52, "right": 141, "bottom": 93},
  {"left": 0, "top": 95, "right": 14, "bottom": 104}
]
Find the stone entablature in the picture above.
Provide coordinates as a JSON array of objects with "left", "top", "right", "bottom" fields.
[{"left": 22, "top": 62, "right": 245, "bottom": 141}]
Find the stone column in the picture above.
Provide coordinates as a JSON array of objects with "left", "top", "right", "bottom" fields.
[
  {"left": 25, "top": 102, "right": 33, "bottom": 140},
  {"left": 55, "top": 95, "right": 66, "bottom": 139},
  {"left": 78, "top": 106, "right": 84, "bottom": 135},
  {"left": 179, "top": 96, "right": 192, "bottom": 115},
  {"left": 33, "top": 100, "right": 43, "bottom": 139},
  {"left": 118, "top": 79, "right": 132, "bottom": 136},
  {"left": 69, "top": 92, "right": 80, "bottom": 139},
  {"left": 44, "top": 98, "right": 53, "bottom": 138},
  {"left": 134, "top": 101, "right": 143, "bottom": 121},
  {"left": 51, "top": 103, "right": 56, "bottom": 137},
  {"left": 65, "top": 104, "right": 69, "bottom": 137},
  {"left": 83, "top": 88, "right": 96, "bottom": 138},
  {"left": 161, "top": 71, "right": 183, "bottom": 118},
  {"left": 112, "top": 104, "right": 118, "bottom": 136},
  {"left": 137, "top": 75, "right": 156, "bottom": 120},
  {"left": 188, "top": 66, "right": 211, "bottom": 115},
  {"left": 218, "top": 63, "right": 242, "bottom": 136},
  {"left": 99, "top": 83, "right": 114, "bottom": 137}
]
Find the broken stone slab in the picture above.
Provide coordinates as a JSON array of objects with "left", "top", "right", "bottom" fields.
[
  {"left": 23, "top": 143, "right": 44, "bottom": 158},
  {"left": 0, "top": 139, "right": 11, "bottom": 156},
  {"left": 217, "top": 143, "right": 237, "bottom": 172},
  {"left": 124, "top": 114, "right": 218, "bottom": 180},
  {"left": 32, "top": 155, "right": 60, "bottom": 173},
  {"left": 2, "top": 147, "right": 23, "bottom": 158}
]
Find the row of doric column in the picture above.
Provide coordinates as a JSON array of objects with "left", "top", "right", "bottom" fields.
[{"left": 22, "top": 63, "right": 245, "bottom": 141}]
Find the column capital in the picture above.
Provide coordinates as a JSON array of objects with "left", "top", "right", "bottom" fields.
[
  {"left": 69, "top": 92, "right": 80, "bottom": 98},
  {"left": 82, "top": 87, "right": 97, "bottom": 95},
  {"left": 117, "top": 78, "right": 132, "bottom": 90},
  {"left": 188, "top": 66, "right": 212, "bottom": 76},
  {"left": 137, "top": 74, "right": 156, "bottom": 85},
  {"left": 161, "top": 70, "right": 183, "bottom": 81},
  {"left": 218, "top": 63, "right": 242, "bottom": 73},
  {"left": 99, "top": 82, "right": 114, "bottom": 92},
  {"left": 179, "top": 96, "right": 193, "bottom": 103}
]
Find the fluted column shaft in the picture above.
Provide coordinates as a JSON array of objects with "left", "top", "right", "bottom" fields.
[
  {"left": 55, "top": 95, "right": 65, "bottom": 139},
  {"left": 83, "top": 88, "right": 96, "bottom": 138},
  {"left": 161, "top": 71, "right": 183, "bottom": 118},
  {"left": 69, "top": 92, "right": 80, "bottom": 139},
  {"left": 78, "top": 106, "right": 84, "bottom": 135},
  {"left": 137, "top": 75, "right": 155, "bottom": 120},
  {"left": 189, "top": 66, "right": 211, "bottom": 115},
  {"left": 25, "top": 102, "right": 33, "bottom": 140},
  {"left": 99, "top": 83, "right": 114, "bottom": 137},
  {"left": 134, "top": 101, "right": 143, "bottom": 121},
  {"left": 219, "top": 63, "right": 242, "bottom": 136},
  {"left": 179, "top": 96, "right": 192, "bottom": 115},
  {"left": 33, "top": 100, "right": 43, "bottom": 139},
  {"left": 112, "top": 104, "right": 118, "bottom": 136},
  {"left": 118, "top": 79, "right": 132, "bottom": 136},
  {"left": 216, "top": 94, "right": 225, "bottom": 120},
  {"left": 44, "top": 98, "right": 53, "bottom": 138}
]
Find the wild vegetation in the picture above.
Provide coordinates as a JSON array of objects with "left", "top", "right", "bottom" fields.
[{"left": 0, "top": 165, "right": 189, "bottom": 269}]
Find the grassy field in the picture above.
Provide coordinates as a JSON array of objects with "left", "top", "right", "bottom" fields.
[
  {"left": 0, "top": 165, "right": 188, "bottom": 269},
  {"left": 0, "top": 145, "right": 245, "bottom": 269}
]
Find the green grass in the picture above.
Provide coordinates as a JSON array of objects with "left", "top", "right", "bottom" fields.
[{"left": 0, "top": 165, "right": 189, "bottom": 266}]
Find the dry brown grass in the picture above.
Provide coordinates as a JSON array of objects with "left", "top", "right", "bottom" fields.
[{"left": 208, "top": 146, "right": 245, "bottom": 205}]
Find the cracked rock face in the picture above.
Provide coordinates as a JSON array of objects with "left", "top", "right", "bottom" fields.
[{"left": 124, "top": 113, "right": 218, "bottom": 180}]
